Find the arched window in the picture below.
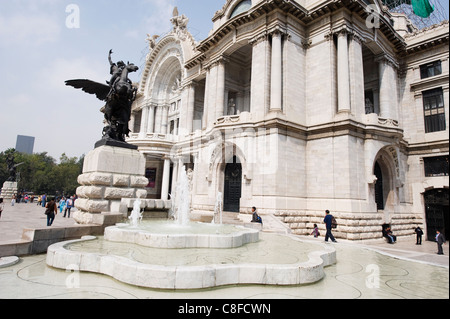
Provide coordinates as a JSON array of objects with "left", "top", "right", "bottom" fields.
[{"left": 230, "top": 0, "right": 252, "bottom": 18}]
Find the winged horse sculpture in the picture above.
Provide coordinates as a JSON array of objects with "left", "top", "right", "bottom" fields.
[{"left": 65, "top": 50, "right": 139, "bottom": 148}]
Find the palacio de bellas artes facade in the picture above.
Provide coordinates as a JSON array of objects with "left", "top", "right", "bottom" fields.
[{"left": 126, "top": 0, "right": 449, "bottom": 241}]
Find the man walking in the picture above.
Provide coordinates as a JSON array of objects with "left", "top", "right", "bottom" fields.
[
  {"left": 324, "top": 210, "right": 337, "bottom": 243},
  {"left": 436, "top": 230, "right": 446, "bottom": 255}
]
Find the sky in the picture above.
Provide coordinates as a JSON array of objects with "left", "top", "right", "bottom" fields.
[
  {"left": 0, "top": 0, "right": 224, "bottom": 161},
  {"left": 0, "top": 0, "right": 448, "bottom": 161}
]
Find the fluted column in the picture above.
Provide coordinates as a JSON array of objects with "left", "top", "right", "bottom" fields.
[
  {"left": 337, "top": 29, "right": 351, "bottom": 113},
  {"left": 270, "top": 30, "right": 283, "bottom": 111}
]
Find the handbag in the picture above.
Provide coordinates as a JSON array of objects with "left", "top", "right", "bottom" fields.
[{"left": 45, "top": 202, "right": 54, "bottom": 215}]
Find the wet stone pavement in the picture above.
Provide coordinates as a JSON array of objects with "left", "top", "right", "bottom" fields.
[{"left": 0, "top": 203, "right": 448, "bottom": 299}]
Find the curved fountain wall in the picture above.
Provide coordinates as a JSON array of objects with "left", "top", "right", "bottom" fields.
[
  {"left": 46, "top": 235, "right": 336, "bottom": 290},
  {"left": 104, "top": 224, "right": 260, "bottom": 249}
]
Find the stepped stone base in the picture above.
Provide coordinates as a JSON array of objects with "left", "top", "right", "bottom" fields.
[
  {"left": 1, "top": 182, "right": 18, "bottom": 200},
  {"left": 74, "top": 146, "right": 148, "bottom": 226}
]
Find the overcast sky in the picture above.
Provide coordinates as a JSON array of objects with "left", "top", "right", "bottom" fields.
[{"left": 0, "top": 0, "right": 448, "bottom": 161}]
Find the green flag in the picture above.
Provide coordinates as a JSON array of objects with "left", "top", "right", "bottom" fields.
[{"left": 411, "top": 0, "right": 435, "bottom": 18}]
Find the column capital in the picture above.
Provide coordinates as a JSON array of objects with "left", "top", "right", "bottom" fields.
[
  {"left": 204, "top": 55, "right": 229, "bottom": 70},
  {"left": 348, "top": 31, "right": 365, "bottom": 45},
  {"left": 249, "top": 31, "right": 268, "bottom": 46},
  {"left": 180, "top": 80, "right": 198, "bottom": 91},
  {"left": 325, "top": 25, "right": 352, "bottom": 40},
  {"left": 267, "top": 25, "right": 288, "bottom": 38},
  {"left": 375, "top": 53, "right": 400, "bottom": 70}
]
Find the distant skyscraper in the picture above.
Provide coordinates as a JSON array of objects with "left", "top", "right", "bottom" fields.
[{"left": 15, "top": 135, "right": 35, "bottom": 154}]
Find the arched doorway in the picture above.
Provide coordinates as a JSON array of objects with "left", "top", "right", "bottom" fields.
[
  {"left": 224, "top": 156, "right": 242, "bottom": 213},
  {"left": 424, "top": 189, "right": 449, "bottom": 241},
  {"left": 374, "top": 161, "right": 384, "bottom": 210}
]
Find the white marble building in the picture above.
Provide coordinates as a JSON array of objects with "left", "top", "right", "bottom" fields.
[{"left": 127, "top": 0, "right": 449, "bottom": 241}]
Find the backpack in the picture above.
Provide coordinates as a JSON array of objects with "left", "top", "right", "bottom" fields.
[{"left": 331, "top": 216, "right": 338, "bottom": 229}]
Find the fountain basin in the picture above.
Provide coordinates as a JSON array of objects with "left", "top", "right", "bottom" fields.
[
  {"left": 46, "top": 233, "right": 336, "bottom": 290},
  {"left": 104, "top": 221, "right": 260, "bottom": 249}
]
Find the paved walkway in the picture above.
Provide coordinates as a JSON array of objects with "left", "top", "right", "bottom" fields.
[
  {"left": 0, "top": 203, "right": 448, "bottom": 299},
  {"left": 0, "top": 201, "right": 79, "bottom": 243}
]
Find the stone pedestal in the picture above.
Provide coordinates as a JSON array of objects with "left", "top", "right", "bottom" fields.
[
  {"left": 1, "top": 181, "right": 18, "bottom": 200},
  {"left": 74, "top": 146, "right": 148, "bottom": 226}
]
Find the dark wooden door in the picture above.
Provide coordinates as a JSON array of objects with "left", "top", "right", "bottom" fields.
[
  {"left": 374, "top": 162, "right": 384, "bottom": 210},
  {"left": 425, "top": 189, "right": 449, "bottom": 241},
  {"left": 224, "top": 157, "right": 242, "bottom": 213}
]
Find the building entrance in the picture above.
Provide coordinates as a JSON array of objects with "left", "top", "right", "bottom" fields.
[
  {"left": 424, "top": 188, "right": 449, "bottom": 241},
  {"left": 374, "top": 162, "right": 384, "bottom": 210},
  {"left": 224, "top": 156, "right": 242, "bottom": 213}
]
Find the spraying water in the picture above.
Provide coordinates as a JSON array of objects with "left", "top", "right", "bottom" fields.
[
  {"left": 174, "top": 167, "right": 191, "bottom": 226},
  {"left": 129, "top": 198, "right": 143, "bottom": 228},
  {"left": 213, "top": 192, "right": 223, "bottom": 224}
]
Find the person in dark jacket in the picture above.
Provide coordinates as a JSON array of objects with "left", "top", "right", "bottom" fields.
[
  {"left": 436, "top": 230, "right": 446, "bottom": 255},
  {"left": 251, "top": 207, "right": 263, "bottom": 225},
  {"left": 45, "top": 198, "right": 58, "bottom": 227},
  {"left": 415, "top": 226, "right": 424, "bottom": 245},
  {"left": 323, "top": 210, "right": 337, "bottom": 243}
]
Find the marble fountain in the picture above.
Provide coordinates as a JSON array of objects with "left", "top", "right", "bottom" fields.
[{"left": 46, "top": 169, "right": 336, "bottom": 290}]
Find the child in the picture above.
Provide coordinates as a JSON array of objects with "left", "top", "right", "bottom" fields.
[{"left": 311, "top": 224, "right": 320, "bottom": 238}]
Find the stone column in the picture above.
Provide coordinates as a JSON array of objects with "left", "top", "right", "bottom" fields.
[
  {"left": 216, "top": 59, "right": 226, "bottom": 120},
  {"left": 270, "top": 30, "right": 283, "bottom": 111},
  {"left": 161, "top": 105, "right": 169, "bottom": 134},
  {"left": 129, "top": 113, "right": 136, "bottom": 134},
  {"left": 206, "top": 64, "right": 218, "bottom": 127},
  {"left": 147, "top": 104, "right": 155, "bottom": 134},
  {"left": 202, "top": 69, "right": 210, "bottom": 130},
  {"left": 139, "top": 105, "right": 149, "bottom": 139},
  {"left": 378, "top": 55, "right": 398, "bottom": 120},
  {"left": 154, "top": 106, "right": 162, "bottom": 133},
  {"left": 250, "top": 32, "right": 269, "bottom": 118},
  {"left": 337, "top": 29, "right": 351, "bottom": 113},
  {"left": 161, "top": 158, "right": 171, "bottom": 201},
  {"left": 187, "top": 83, "right": 196, "bottom": 134},
  {"left": 349, "top": 33, "right": 365, "bottom": 117}
]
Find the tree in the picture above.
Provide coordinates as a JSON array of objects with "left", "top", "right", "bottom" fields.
[{"left": 0, "top": 149, "right": 83, "bottom": 196}]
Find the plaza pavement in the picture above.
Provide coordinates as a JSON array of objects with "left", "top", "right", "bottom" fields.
[{"left": 0, "top": 202, "right": 448, "bottom": 299}]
